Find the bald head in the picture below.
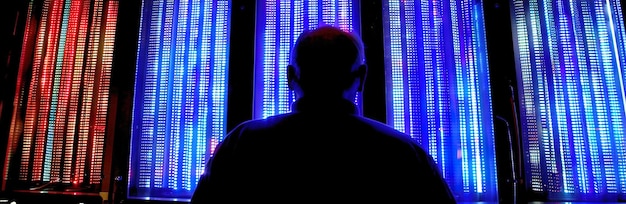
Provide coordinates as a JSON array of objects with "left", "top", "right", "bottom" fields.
[{"left": 288, "top": 26, "right": 366, "bottom": 100}]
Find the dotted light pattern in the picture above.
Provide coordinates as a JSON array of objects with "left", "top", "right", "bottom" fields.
[
  {"left": 254, "top": 0, "right": 361, "bottom": 119},
  {"left": 382, "top": 0, "right": 498, "bottom": 201},
  {"left": 127, "top": 0, "right": 230, "bottom": 201},
  {"left": 511, "top": 0, "right": 626, "bottom": 200},
  {"left": 2, "top": 0, "right": 118, "bottom": 189}
]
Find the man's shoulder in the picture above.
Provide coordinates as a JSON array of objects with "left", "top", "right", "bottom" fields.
[
  {"left": 356, "top": 116, "right": 430, "bottom": 154},
  {"left": 358, "top": 117, "right": 412, "bottom": 139},
  {"left": 228, "top": 113, "right": 293, "bottom": 135}
]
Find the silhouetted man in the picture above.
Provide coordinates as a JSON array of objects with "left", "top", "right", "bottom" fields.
[{"left": 191, "top": 25, "right": 456, "bottom": 203}]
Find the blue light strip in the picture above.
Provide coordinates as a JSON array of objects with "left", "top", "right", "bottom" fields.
[
  {"left": 254, "top": 0, "right": 361, "bottom": 119},
  {"left": 128, "top": 0, "right": 231, "bottom": 201},
  {"left": 382, "top": 0, "right": 498, "bottom": 201},
  {"left": 511, "top": 0, "right": 626, "bottom": 200}
]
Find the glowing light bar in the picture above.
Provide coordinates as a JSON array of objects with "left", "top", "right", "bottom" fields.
[
  {"left": 511, "top": 0, "right": 626, "bottom": 201},
  {"left": 2, "top": 0, "right": 119, "bottom": 189},
  {"left": 254, "top": 0, "right": 361, "bottom": 119},
  {"left": 382, "top": 0, "right": 498, "bottom": 201},
  {"left": 127, "top": 0, "right": 231, "bottom": 201}
]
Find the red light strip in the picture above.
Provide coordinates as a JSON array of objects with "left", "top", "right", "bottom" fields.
[
  {"left": 4, "top": 0, "right": 35, "bottom": 189},
  {"left": 90, "top": 0, "right": 118, "bottom": 184},
  {"left": 33, "top": 0, "right": 63, "bottom": 181}
]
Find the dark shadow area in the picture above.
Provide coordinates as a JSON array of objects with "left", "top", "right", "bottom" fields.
[
  {"left": 108, "top": 0, "right": 142, "bottom": 203},
  {"left": 360, "top": 0, "right": 386, "bottom": 123},
  {"left": 483, "top": 0, "right": 526, "bottom": 203},
  {"left": 226, "top": 0, "right": 256, "bottom": 133}
]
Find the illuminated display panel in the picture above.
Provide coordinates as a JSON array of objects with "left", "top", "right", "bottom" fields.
[
  {"left": 127, "top": 0, "right": 231, "bottom": 201},
  {"left": 254, "top": 0, "right": 361, "bottom": 119},
  {"left": 510, "top": 0, "right": 626, "bottom": 201},
  {"left": 382, "top": 0, "right": 498, "bottom": 201},
  {"left": 2, "top": 0, "right": 118, "bottom": 190}
]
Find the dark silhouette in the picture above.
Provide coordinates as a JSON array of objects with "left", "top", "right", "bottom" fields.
[{"left": 191, "top": 25, "right": 456, "bottom": 203}]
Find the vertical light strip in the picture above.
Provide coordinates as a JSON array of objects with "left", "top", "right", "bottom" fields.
[
  {"left": 386, "top": 0, "right": 405, "bottom": 132},
  {"left": 172, "top": 0, "right": 187, "bottom": 191},
  {"left": 42, "top": 0, "right": 64, "bottom": 182},
  {"left": 606, "top": 0, "right": 626, "bottom": 194},
  {"left": 87, "top": 0, "right": 103, "bottom": 185},
  {"left": 278, "top": 0, "right": 291, "bottom": 116},
  {"left": 382, "top": 0, "right": 498, "bottom": 201},
  {"left": 48, "top": 0, "right": 72, "bottom": 183},
  {"left": 23, "top": 0, "right": 51, "bottom": 183},
  {"left": 578, "top": 0, "right": 602, "bottom": 194},
  {"left": 57, "top": 0, "right": 80, "bottom": 184},
  {"left": 128, "top": 0, "right": 231, "bottom": 201},
  {"left": 4, "top": 0, "right": 36, "bottom": 189},
  {"left": 79, "top": 0, "right": 100, "bottom": 185},
  {"left": 68, "top": 0, "right": 90, "bottom": 186},
  {"left": 93, "top": 0, "right": 118, "bottom": 184},
  {"left": 511, "top": 0, "right": 626, "bottom": 200},
  {"left": 3, "top": 0, "right": 119, "bottom": 188},
  {"left": 254, "top": 0, "right": 361, "bottom": 119}
]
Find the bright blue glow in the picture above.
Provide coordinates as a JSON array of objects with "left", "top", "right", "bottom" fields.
[
  {"left": 253, "top": 0, "right": 361, "bottom": 119},
  {"left": 382, "top": 0, "right": 498, "bottom": 201},
  {"left": 511, "top": 0, "right": 626, "bottom": 201},
  {"left": 128, "top": 0, "right": 231, "bottom": 201}
]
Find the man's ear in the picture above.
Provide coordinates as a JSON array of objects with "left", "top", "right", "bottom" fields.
[
  {"left": 288, "top": 65, "right": 297, "bottom": 90},
  {"left": 357, "top": 64, "right": 367, "bottom": 92}
]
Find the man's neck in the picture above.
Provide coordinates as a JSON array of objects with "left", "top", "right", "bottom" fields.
[{"left": 291, "top": 97, "right": 358, "bottom": 115}]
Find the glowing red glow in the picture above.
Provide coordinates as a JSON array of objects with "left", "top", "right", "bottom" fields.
[{"left": 3, "top": 0, "right": 119, "bottom": 188}]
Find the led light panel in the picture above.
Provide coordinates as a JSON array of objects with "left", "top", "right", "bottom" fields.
[
  {"left": 382, "top": 0, "right": 498, "bottom": 201},
  {"left": 127, "top": 0, "right": 231, "bottom": 201},
  {"left": 2, "top": 0, "right": 119, "bottom": 189},
  {"left": 511, "top": 0, "right": 626, "bottom": 201},
  {"left": 254, "top": 0, "right": 361, "bottom": 119}
]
